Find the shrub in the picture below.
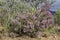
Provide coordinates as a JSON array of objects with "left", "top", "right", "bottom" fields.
[
  {"left": 0, "top": 0, "right": 54, "bottom": 37},
  {"left": 7, "top": 10, "right": 54, "bottom": 37}
]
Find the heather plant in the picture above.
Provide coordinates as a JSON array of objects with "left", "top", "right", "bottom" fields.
[
  {"left": 0, "top": 0, "right": 55, "bottom": 37},
  {"left": 7, "top": 10, "right": 54, "bottom": 37}
]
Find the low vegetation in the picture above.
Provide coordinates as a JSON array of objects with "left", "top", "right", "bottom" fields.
[{"left": 0, "top": 0, "right": 60, "bottom": 40}]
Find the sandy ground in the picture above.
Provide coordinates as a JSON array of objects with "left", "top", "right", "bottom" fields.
[{"left": 0, "top": 34, "right": 60, "bottom": 40}]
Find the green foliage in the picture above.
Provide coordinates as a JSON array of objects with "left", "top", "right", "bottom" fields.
[{"left": 54, "top": 10, "right": 60, "bottom": 25}]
